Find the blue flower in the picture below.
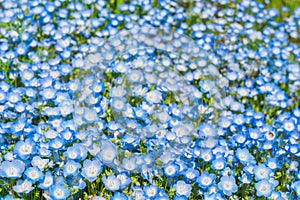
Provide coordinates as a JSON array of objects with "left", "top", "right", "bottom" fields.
[
  {"left": 128, "top": 70, "right": 143, "bottom": 83},
  {"left": 145, "top": 90, "right": 162, "bottom": 104},
  {"left": 164, "top": 162, "right": 180, "bottom": 177},
  {"left": 144, "top": 185, "right": 159, "bottom": 198},
  {"left": 182, "top": 168, "right": 199, "bottom": 181},
  {"left": 217, "top": 176, "right": 238, "bottom": 196},
  {"left": 266, "top": 158, "right": 281, "bottom": 170},
  {"left": 7, "top": 92, "right": 21, "bottom": 104},
  {"left": 102, "top": 174, "right": 121, "bottom": 191},
  {"left": 199, "top": 80, "right": 215, "bottom": 93},
  {"left": 239, "top": 173, "right": 252, "bottom": 184},
  {"left": 0, "top": 159, "right": 25, "bottom": 178},
  {"left": 235, "top": 148, "right": 255, "bottom": 165},
  {"left": 114, "top": 62, "right": 129, "bottom": 73},
  {"left": 110, "top": 192, "right": 130, "bottom": 200},
  {"left": 111, "top": 86, "right": 127, "bottom": 97},
  {"left": 40, "top": 88, "right": 57, "bottom": 100},
  {"left": 282, "top": 119, "right": 295, "bottom": 132},
  {"left": 10, "top": 118, "right": 27, "bottom": 137},
  {"left": 13, "top": 179, "right": 34, "bottom": 194},
  {"left": 121, "top": 134, "right": 140, "bottom": 150},
  {"left": 292, "top": 181, "right": 300, "bottom": 198},
  {"left": 24, "top": 167, "right": 44, "bottom": 184},
  {"left": 121, "top": 157, "right": 138, "bottom": 172},
  {"left": 64, "top": 143, "right": 87, "bottom": 161},
  {"left": 211, "top": 157, "right": 226, "bottom": 170},
  {"left": 196, "top": 171, "right": 216, "bottom": 189},
  {"left": 255, "top": 180, "right": 274, "bottom": 197},
  {"left": 83, "top": 108, "right": 98, "bottom": 123},
  {"left": 81, "top": 159, "right": 102, "bottom": 182},
  {"left": 49, "top": 183, "right": 70, "bottom": 200},
  {"left": 116, "top": 172, "right": 131, "bottom": 190},
  {"left": 253, "top": 164, "right": 272, "bottom": 181},
  {"left": 67, "top": 176, "right": 86, "bottom": 190},
  {"left": 63, "top": 160, "right": 81, "bottom": 177},
  {"left": 173, "top": 196, "right": 188, "bottom": 200},
  {"left": 173, "top": 180, "right": 192, "bottom": 197},
  {"left": 38, "top": 172, "right": 54, "bottom": 189},
  {"left": 111, "top": 97, "right": 127, "bottom": 112},
  {"left": 97, "top": 140, "right": 118, "bottom": 165}
]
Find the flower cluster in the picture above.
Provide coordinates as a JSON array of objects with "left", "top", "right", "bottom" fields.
[{"left": 0, "top": 0, "right": 299, "bottom": 199}]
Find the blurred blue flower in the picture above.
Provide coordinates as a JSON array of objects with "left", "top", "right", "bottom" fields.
[
  {"left": 217, "top": 175, "right": 238, "bottom": 196},
  {"left": 0, "top": 159, "right": 25, "bottom": 179}
]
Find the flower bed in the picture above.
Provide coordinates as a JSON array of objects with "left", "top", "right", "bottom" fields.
[{"left": 0, "top": 0, "right": 299, "bottom": 199}]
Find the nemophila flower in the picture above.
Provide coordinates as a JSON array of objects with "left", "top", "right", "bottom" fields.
[
  {"left": 199, "top": 80, "right": 215, "bottom": 93},
  {"left": 111, "top": 86, "right": 127, "bottom": 97},
  {"left": 24, "top": 167, "right": 43, "bottom": 184},
  {"left": 173, "top": 180, "right": 192, "bottom": 197},
  {"left": 173, "top": 196, "right": 188, "bottom": 200},
  {"left": 197, "top": 171, "right": 216, "bottom": 189},
  {"left": 203, "top": 192, "right": 224, "bottom": 200},
  {"left": 111, "top": 97, "right": 127, "bottom": 112},
  {"left": 145, "top": 90, "right": 162, "bottom": 104},
  {"left": 121, "top": 157, "right": 138, "bottom": 172},
  {"left": 292, "top": 181, "right": 300, "bottom": 198},
  {"left": 218, "top": 117, "right": 232, "bottom": 128},
  {"left": 63, "top": 160, "right": 81, "bottom": 177},
  {"left": 164, "top": 162, "right": 180, "bottom": 177},
  {"left": 102, "top": 174, "right": 121, "bottom": 191},
  {"left": 253, "top": 164, "right": 272, "bottom": 181},
  {"left": 121, "top": 134, "right": 140, "bottom": 150},
  {"left": 248, "top": 128, "right": 262, "bottom": 140},
  {"left": 114, "top": 62, "right": 129, "bottom": 73},
  {"left": 38, "top": 172, "right": 54, "bottom": 190},
  {"left": 97, "top": 140, "right": 118, "bottom": 164},
  {"left": 128, "top": 70, "right": 144, "bottom": 83},
  {"left": 134, "top": 107, "right": 148, "bottom": 121},
  {"left": 288, "top": 161, "right": 299, "bottom": 171},
  {"left": 255, "top": 180, "right": 274, "bottom": 197},
  {"left": 0, "top": 90, "right": 6, "bottom": 104},
  {"left": 40, "top": 88, "right": 57, "bottom": 100},
  {"left": 82, "top": 108, "right": 98, "bottom": 123},
  {"left": 0, "top": 159, "right": 25, "bottom": 179},
  {"left": 13, "top": 179, "right": 34, "bottom": 194},
  {"left": 59, "top": 101, "right": 74, "bottom": 117},
  {"left": 239, "top": 173, "right": 252, "bottom": 184},
  {"left": 233, "top": 133, "right": 247, "bottom": 145},
  {"left": 81, "top": 159, "right": 102, "bottom": 182},
  {"left": 7, "top": 92, "right": 22, "bottom": 104},
  {"left": 144, "top": 185, "right": 159, "bottom": 198},
  {"left": 67, "top": 176, "right": 86, "bottom": 190},
  {"left": 10, "top": 118, "right": 27, "bottom": 137},
  {"left": 116, "top": 172, "right": 131, "bottom": 190},
  {"left": 198, "top": 123, "right": 217, "bottom": 138},
  {"left": 49, "top": 183, "right": 70, "bottom": 200},
  {"left": 235, "top": 148, "right": 255, "bottom": 165},
  {"left": 282, "top": 119, "right": 296, "bottom": 132},
  {"left": 132, "top": 186, "right": 146, "bottom": 200},
  {"left": 31, "top": 156, "right": 49, "bottom": 171},
  {"left": 110, "top": 192, "right": 130, "bottom": 200},
  {"left": 182, "top": 168, "right": 199, "bottom": 181},
  {"left": 13, "top": 140, "right": 36, "bottom": 160},
  {"left": 200, "top": 149, "right": 214, "bottom": 162},
  {"left": 64, "top": 143, "right": 87, "bottom": 160},
  {"left": 217, "top": 176, "right": 238, "bottom": 196},
  {"left": 212, "top": 157, "right": 226, "bottom": 171}
]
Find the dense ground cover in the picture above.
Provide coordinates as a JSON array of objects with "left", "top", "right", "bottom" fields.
[{"left": 0, "top": 0, "right": 300, "bottom": 199}]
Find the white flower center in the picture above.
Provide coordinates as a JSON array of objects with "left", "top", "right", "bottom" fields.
[
  {"left": 54, "top": 188, "right": 64, "bottom": 198},
  {"left": 223, "top": 181, "right": 233, "bottom": 190}
]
